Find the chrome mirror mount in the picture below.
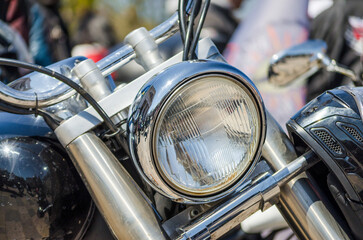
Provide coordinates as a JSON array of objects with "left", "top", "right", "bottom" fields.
[{"left": 268, "top": 40, "right": 357, "bottom": 86}]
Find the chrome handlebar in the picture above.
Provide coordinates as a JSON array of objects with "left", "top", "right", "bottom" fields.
[
  {"left": 0, "top": 11, "right": 181, "bottom": 109},
  {"left": 0, "top": 56, "right": 86, "bottom": 108},
  {"left": 0, "top": 81, "right": 76, "bottom": 108}
]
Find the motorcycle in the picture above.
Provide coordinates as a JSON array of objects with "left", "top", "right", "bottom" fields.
[{"left": 0, "top": 0, "right": 361, "bottom": 239}]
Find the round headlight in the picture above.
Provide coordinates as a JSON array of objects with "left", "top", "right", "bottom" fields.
[
  {"left": 128, "top": 61, "right": 265, "bottom": 203},
  {"left": 154, "top": 76, "right": 261, "bottom": 195}
]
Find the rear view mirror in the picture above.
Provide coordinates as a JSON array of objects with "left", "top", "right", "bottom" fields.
[
  {"left": 268, "top": 40, "right": 328, "bottom": 86},
  {"left": 268, "top": 40, "right": 357, "bottom": 86}
]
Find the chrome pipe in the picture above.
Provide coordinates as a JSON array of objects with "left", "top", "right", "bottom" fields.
[
  {"left": 0, "top": 56, "right": 85, "bottom": 108},
  {"left": 66, "top": 132, "right": 167, "bottom": 240},
  {"left": 150, "top": 12, "right": 179, "bottom": 44},
  {"left": 97, "top": 44, "right": 135, "bottom": 77},
  {"left": 0, "top": 81, "right": 76, "bottom": 108},
  {"left": 262, "top": 111, "right": 350, "bottom": 240},
  {"left": 178, "top": 151, "right": 317, "bottom": 240}
]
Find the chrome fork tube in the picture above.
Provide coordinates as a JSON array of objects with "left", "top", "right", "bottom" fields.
[
  {"left": 66, "top": 132, "right": 167, "bottom": 240},
  {"left": 262, "top": 111, "right": 350, "bottom": 240}
]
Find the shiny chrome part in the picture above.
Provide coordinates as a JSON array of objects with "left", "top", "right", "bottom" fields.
[
  {"left": 268, "top": 40, "right": 327, "bottom": 86},
  {"left": 268, "top": 40, "right": 357, "bottom": 86},
  {"left": 149, "top": 11, "right": 180, "bottom": 44},
  {"left": 262, "top": 111, "right": 350, "bottom": 240},
  {"left": 55, "top": 38, "right": 221, "bottom": 147},
  {"left": 43, "top": 93, "right": 88, "bottom": 120},
  {"left": 162, "top": 160, "right": 275, "bottom": 239},
  {"left": 97, "top": 12, "right": 179, "bottom": 76},
  {"left": 1, "top": 57, "right": 86, "bottom": 108},
  {"left": 72, "top": 59, "right": 112, "bottom": 101},
  {"left": 125, "top": 27, "right": 164, "bottom": 71},
  {"left": 128, "top": 60, "right": 266, "bottom": 203},
  {"left": 66, "top": 132, "right": 167, "bottom": 240},
  {"left": 326, "top": 59, "right": 357, "bottom": 81},
  {"left": 177, "top": 151, "right": 317, "bottom": 240}
]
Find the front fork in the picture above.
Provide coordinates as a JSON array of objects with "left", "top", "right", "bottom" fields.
[
  {"left": 262, "top": 111, "right": 349, "bottom": 239},
  {"left": 66, "top": 132, "right": 168, "bottom": 240}
]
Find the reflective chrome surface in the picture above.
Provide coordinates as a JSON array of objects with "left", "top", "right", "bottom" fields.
[
  {"left": 177, "top": 151, "right": 317, "bottom": 240},
  {"left": 0, "top": 137, "right": 93, "bottom": 239},
  {"left": 262, "top": 111, "right": 350, "bottom": 240},
  {"left": 66, "top": 132, "right": 167, "bottom": 240},
  {"left": 268, "top": 40, "right": 327, "bottom": 86},
  {"left": 1, "top": 56, "right": 86, "bottom": 108},
  {"left": 72, "top": 59, "right": 113, "bottom": 102},
  {"left": 268, "top": 40, "right": 357, "bottom": 86},
  {"left": 128, "top": 60, "right": 266, "bottom": 203},
  {"left": 162, "top": 160, "right": 272, "bottom": 239},
  {"left": 125, "top": 27, "right": 164, "bottom": 71},
  {"left": 43, "top": 93, "right": 88, "bottom": 120}
]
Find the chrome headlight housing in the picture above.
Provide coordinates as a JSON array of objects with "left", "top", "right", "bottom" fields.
[{"left": 128, "top": 61, "right": 266, "bottom": 203}]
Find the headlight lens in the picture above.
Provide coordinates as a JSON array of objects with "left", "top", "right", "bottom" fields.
[{"left": 154, "top": 76, "right": 261, "bottom": 195}]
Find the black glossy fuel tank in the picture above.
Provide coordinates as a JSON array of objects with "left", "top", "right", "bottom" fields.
[{"left": 0, "top": 112, "right": 93, "bottom": 239}]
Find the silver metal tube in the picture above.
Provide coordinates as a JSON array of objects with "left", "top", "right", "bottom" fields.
[
  {"left": 262, "top": 111, "right": 350, "bottom": 240},
  {"left": 0, "top": 56, "right": 86, "bottom": 108},
  {"left": 326, "top": 60, "right": 357, "bottom": 82},
  {"left": 0, "top": 82, "right": 76, "bottom": 108},
  {"left": 150, "top": 12, "right": 179, "bottom": 44},
  {"left": 97, "top": 45, "right": 135, "bottom": 77},
  {"left": 178, "top": 151, "right": 316, "bottom": 240},
  {"left": 66, "top": 132, "right": 167, "bottom": 240}
]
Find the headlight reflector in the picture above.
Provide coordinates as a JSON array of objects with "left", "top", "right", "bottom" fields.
[{"left": 154, "top": 76, "right": 261, "bottom": 195}]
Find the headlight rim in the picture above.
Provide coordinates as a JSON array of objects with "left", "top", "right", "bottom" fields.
[{"left": 128, "top": 60, "right": 266, "bottom": 204}]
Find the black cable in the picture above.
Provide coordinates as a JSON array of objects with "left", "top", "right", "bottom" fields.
[
  {"left": 0, "top": 58, "right": 118, "bottom": 133},
  {"left": 189, "top": 0, "right": 210, "bottom": 60},
  {"left": 0, "top": 100, "right": 60, "bottom": 129},
  {"left": 178, "top": 0, "right": 187, "bottom": 43},
  {"left": 183, "top": 0, "right": 198, "bottom": 60},
  {"left": 183, "top": 0, "right": 201, "bottom": 61}
]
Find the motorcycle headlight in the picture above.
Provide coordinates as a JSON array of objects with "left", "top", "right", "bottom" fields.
[{"left": 128, "top": 61, "right": 266, "bottom": 203}]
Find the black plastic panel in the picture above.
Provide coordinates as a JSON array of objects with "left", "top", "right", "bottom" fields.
[{"left": 287, "top": 88, "right": 363, "bottom": 203}]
